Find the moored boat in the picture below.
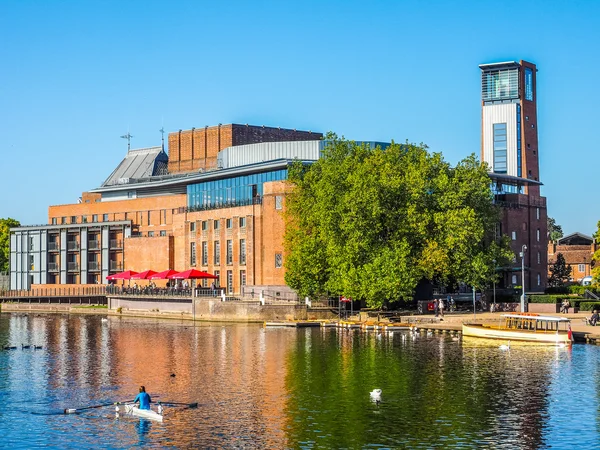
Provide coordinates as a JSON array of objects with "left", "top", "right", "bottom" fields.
[
  {"left": 462, "top": 313, "right": 572, "bottom": 345},
  {"left": 116, "top": 403, "right": 164, "bottom": 422}
]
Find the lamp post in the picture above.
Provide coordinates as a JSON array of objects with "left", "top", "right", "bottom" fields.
[
  {"left": 492, "top": 259, "right": 496, "bottom": 312},
  {"left": 520, "top": 245, "right": 527, "bottom": 313}
]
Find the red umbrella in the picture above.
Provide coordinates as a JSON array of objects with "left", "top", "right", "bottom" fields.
[
  {"left": 150, "top": 270, "right": 180, "bottom": 280},
  {"left": 107, "top": 270, "right": 139, "bottom": 280},
  {"left": 131, "top": 270, "right": 158, "bottom": 280},
  {"left": 167, "top": 269, "right": 217, "bottom": 279}
]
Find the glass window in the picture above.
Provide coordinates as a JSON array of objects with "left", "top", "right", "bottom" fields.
[
  {"left": 214, "top": 220, "right": 220, "bottom": 230},
  {"left": 103, "top": 214, "right": 109, "bottom": 222},
  {"left": 147, "top": 211, "right": 151, "bottom": 225},
  {"left": 512, "top": 274, "right": 517, "bottom": 285},
  {"left": 275, "top": 253, "right": 283, "bottom": 268},
  {"left": 511, "top": 231, "right": 516, "bottom": 240},
  {"left": 214, "top": 241, "right": 221, "bottom": 265},
  {"left": 190, "top": 242, "right": 196, "bottom": 266},
  {"left": 160, "top": 230, "right": 166, "bottom": 236},
  {"left": 226, "top": 219, "right": 232, "bottom": 229},
  {"left": 61, "top": 217, "right": 67, "bottom": 224},
  {"left": 71, "top": 216, "right": 77, "bottom": 224},
  {"left": 51, "top": 218, "right": 57, "bottom": 225},
  {"left": 579, "top": 264, "right": 585, "bottom": 272},
  {"left": 29, "top": 236, "right": 34, "bottom": 251},
  {"left": 537, "top": 229, "right": 540, "bottom": 242},
  {"left": 227, "top": 270, "right": 233, "bottom": 294},
  {"left": 190, "top": 222, "right": 196, "bottom": 232},
  {"left": 536, "top": 208, "right": 540, "bottom": 220},
  {"left": 92, "top": 214, "right": 98, "bottom": 222},
  {"left": 537, "top": 273, "right": 541, "bottom": 286},
  {"left": 202, "top": 241, "right": 208, "bottom": 266},
  {"left": 537, "top": 252, "right": 541, "bottom": 264},
  {"left": 275, "top": 196, "right": 283, "bottom": 210},
  {"left": 148, "top": 231, "right": 154, "bottom": 237},
  {"left": 525, "top": 68, "right": 533, "bottom": 101},
  {"left": 214, "top": 270, "right": 220, "bottom": 287},
  {"left": 493, "top": 123, "right": 507, "bottom": 174},
  {"left": 226, "top": 240, "right": 233, "bottom": 265},
  {"left": 240, "top": 239, "right": 246, "bottom": 265},
  {"left": 239, "top": 217, "right": 246, "bottom": 228},
  {"left": 202, "top": 221, "right": 207, "bottom": 231},
  {"left": 240, "top": 270, "right": 246, "bottom": 287}
]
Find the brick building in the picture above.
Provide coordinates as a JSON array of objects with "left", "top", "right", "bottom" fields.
[
  {"left": 10, "top": 125, "right": 322, "bottom": 294},
  {"left": 548, "top": 233, "right": 597, "bottom": 283},
  {"left": 480, "top": 60, "right": 548, "bottom": 292}
]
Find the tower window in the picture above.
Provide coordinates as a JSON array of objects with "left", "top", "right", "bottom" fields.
[{"left": 493, "top": 123, "right": 507, "bottom": 174}]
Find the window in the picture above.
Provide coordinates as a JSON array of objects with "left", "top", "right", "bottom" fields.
[
  {"left": 103, "top": 214, "right": 109, "bottom": 222},
  {"left": 537, "top": 252, "right": 541, "bottom": 264},
  {"left": 160, "top": 230, "right": 166, "bottom": 236},
  {"left": 51, "top": 217, "right": 57, "bottom": 225},
  {"left": 226, "top": 240, "right": 233, "bottom": 265},
  {"left": 162, "top": 210, "right": 166, "bottom": 225},
  {"left": 512, "top": 274, "right": 518, "bottom": 285},
  {"left": 201, "top": 221, "right": 208, "bottom": 231},
  {"left": 240, "top": 270, "right": 246, "bottom": 287},
  {"left": 92, "top": 214, "right": 98, "bottom": 222},
  {"left": 61, "top": 217, "right": 67, "bottom": 224},
  {"left": 226, "top": 219, "right": 232, "bottom": 229},
  {"left": 214, "top": 270, "right": 220, "bottom": 287},
  {"left": 493, "top": 123, "right": 507, "bottom": 174},
  {"left": 536, "top": 208, "right": 540, "bottom": 220},
  {"left": 536, "top": 228, "right": 540, "bottom": 242},
  {"left": 227, "top": 270, "right": 233, "bottom": 294},
  {"left": 147, "top": 211, "right": 151, "bottom": 225},
  {"left": 128, "top": 191, "right": 135, "bottom": 199},
  {"left": 29, "top": 236, "right": 34, "bottom": 251},
  {"left": 214, "top": 241, "right": 220, "bottom": 265},
  {"left": 240, "top": 239, "right": 246, "bottom": 265},
  {"left": 511, "top": 231, "right": 517, "bottom": 240},
  {"left": 202, "top": 241, "right": 208, "bottom": 265},
  {"left": 579, "top": 264, "right": 585, "bottom": 273},
  {"left": 275, "top": 195, "right": 283, "bottom": 210},
  {"left": 190, "top": 242, "right": 196, "bottom": 266},
  {"left": 29, "top": 255, "right": 34, "bottom": 270},
  {"left": 190, "top": 222, "right": 196, "bottom": 232},
  {"left": 537, "top": 273, "right": 541, "bottom": 286},
  {"left": 239, "top": 217, "right": 246, "bottom": 228},
  {"left": 82, "top": 216, "right": 88, "bottom": 223},
  {"left": 522, "top": 222, "right": 527, "bottom": 231},
  {"left": 148, "top": 231, "right": 154, "bottom": 237},
  {"left": 214, "top": 220, "right": 220, "bottom": 230},
  {"left": 71, "top": 216, "right": 77, "bottom": 224},
  {"left": 275, "top": 253, "right": 283, "bottom": 268}
]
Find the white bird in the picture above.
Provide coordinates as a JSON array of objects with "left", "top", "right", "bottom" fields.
[
  {"left": 370, "top": 389, "right": 382, "bottom": 403},
  {"left": 101, "top": 318, "right": 108, "bottom": 322},
  {"left": 499, "top": 341, "right": 511, "bottom": 351}
]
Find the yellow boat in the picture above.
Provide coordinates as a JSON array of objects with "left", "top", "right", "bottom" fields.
[{"left": 462, "top": 313, "right": 572, "bottom": 345}]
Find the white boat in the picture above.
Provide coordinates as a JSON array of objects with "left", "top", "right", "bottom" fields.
[
  {"left": 462, "top": 313, "right": 573, "bottom": 345},
  {"left": 116, "top": 403, "right": 164, "bottom": 422}
]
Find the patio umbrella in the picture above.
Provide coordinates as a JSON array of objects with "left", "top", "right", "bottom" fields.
[
  {"left": 107, "top": 270, "right": 139, "bottom": 280},
  {"left": 150, "top": 270, "right": 180, "bottom": 280},
  {"left": 167, "top": 269, "right": 217, "bottom": 279},
  {"left": 131, "top": 270, "right": 158, "bottom": 280}
]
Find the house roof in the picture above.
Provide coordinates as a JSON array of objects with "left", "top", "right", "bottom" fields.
[
  {"left": 102, "top": 146, "right": 169, "bottom": 187},
  {"left": 557, "top": 232, "right": 594, "bottom": 246}
]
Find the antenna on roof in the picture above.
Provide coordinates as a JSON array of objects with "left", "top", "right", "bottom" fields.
[
  {"left": 120, "top": 130, "right": 133, "bottom": 151},
  {"left": 159, "top": 126, "right": 165, "bottom": 151}
]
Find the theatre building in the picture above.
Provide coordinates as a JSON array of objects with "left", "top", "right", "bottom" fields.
[
  {"left": 480, "top": 60, "right": 547, "bottom": 292},
  {"left": 10, "top": 124, "right": 323, "bottom": 294}
]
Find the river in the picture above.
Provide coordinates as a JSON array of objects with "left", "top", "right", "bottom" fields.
[{"left": 0, "top": 313, "right": 599, "bottom": 449}]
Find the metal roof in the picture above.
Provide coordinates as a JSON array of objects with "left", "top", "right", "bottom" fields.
[
  {"left": 102, "top": 147, "right": 168, "bottom": 187},
  {"left": 479, "top": 61, "right": 520, "bottom": 70}
]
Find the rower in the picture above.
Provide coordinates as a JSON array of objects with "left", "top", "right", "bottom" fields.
[{"left": 133, "top": 386, "right": 152, "bottom": 410}]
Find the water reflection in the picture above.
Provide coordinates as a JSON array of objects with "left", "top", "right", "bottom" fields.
[{"left": 1, "top": 314, "right": 599, "bottom": 448}]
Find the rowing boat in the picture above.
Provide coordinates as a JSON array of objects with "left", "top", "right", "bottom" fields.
[{"left": 116, "top": 403, "right": 164, "bottom": 422}]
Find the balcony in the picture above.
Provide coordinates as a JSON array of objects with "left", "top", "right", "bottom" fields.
[
  {"left": 67, "top": 262, "right": 79, "bottom": 272},
  {"left": 67, "top": 241, "right": 79, "bottom": 251},
  {"left": 110, "top": 261, "right": 123, "bottom": 271},
  {"left": 110, "top": 239, "right": 123, "bottom": 249},
  {"left": 88, "top": 261, "right": 100, "bottom": 271},
  {"left": 48, "top": 242, "right": 59, "bottom": 252},
  {"left": 88, "top": 240, "right": 100, "bottom": 250},
  {"left": 48, "top": 262, "right": 59, "bottom": 272}
]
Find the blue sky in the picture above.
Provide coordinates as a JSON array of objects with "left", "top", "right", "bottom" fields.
[{"left": 1, "top": 0, "right": 598, "bottom": 235}]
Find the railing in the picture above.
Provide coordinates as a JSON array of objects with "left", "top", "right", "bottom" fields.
[
  {"left": 110, "top": 239, "right": 123, "bottom": 249},
  {"left": 584, "top": 289, "right": 600, "bottom": 300},
  {"left": 67, "top": 262, "right": 79, "bottom": 271},
  {"left": 110, "top": 261, "right": 123, "bottom": 271},
  {"left": 88, "top": 261, "right": 100, "bottom": 271},
  {"left": 186, "top": 196, "right": 262, "bottom": 213},
  {"left": 106, "top": 285, "right": 226, "bottom": 299},
  {"left": 48, "top": 242, "right": 59, "bottom": 251},
  {"left": 0, "top": 286, "right": 107, "bottom": 298},
  {"left": 48, "top": 262, "right": 59, "bottom": 272},
  {"left": 88, "top": 240, "right": 100, "bottom": 250},
  {"left": 67, "top": 241, "right": 79, "bottom": 251}
]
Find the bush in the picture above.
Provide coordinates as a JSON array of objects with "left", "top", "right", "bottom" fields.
[
  {"left": 579, "top": 302, "right": 600, "bottom": 312},
  {"left": 528, "top": 294, "right": 570, "bottom": 304}
]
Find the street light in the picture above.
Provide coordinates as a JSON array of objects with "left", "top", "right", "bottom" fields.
[
  {"left": 520, "top": 245, "right": 527, "bottom": 313},
  {"left": 492, "top": 259, "right": 496, "bottom": 312}
]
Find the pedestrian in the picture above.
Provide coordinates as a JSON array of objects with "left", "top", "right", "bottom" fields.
[
  {"left": 590, "top": 310, "right": 599, "bottom": 326},
  {"left": 434, "top": 298, "right": 439, "bottom": 317},
  {"left": 439, "top": 298, "right": 445, "bottom": 317}
]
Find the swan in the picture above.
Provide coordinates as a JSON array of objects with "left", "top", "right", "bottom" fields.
[
  {"left": 101, "top": 318, "right": 109, "bottom": 322},
  {"left": 499, "top": 341, "right": 511, "bottom": 351},
  {"left": 370, "top": 389, "right": 382, "bottom": 403}
]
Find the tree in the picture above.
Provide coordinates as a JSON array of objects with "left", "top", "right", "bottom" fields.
[
  {"left": 0, "top": 218, "right": 20, "bottom": 273},
  {"left": 548, "top": 253, "right": 572, "bottom": 287},
  {"left": 284, "top": 135, "right": 513, "bottom": 308},
  {"left": 547, "top": 217, "right": 563, "bottom": 242}
]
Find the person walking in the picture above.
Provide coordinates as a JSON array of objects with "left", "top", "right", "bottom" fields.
[
  {"left": 433, "top": 299, "right": 439, "bottom": 317},
  {"left": 438, "top": 298, "right": 445, "bottom": 318}
]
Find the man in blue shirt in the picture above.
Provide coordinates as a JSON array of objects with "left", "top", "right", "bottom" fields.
[{"left": 134, "top": 386, "right": 151, "bottom": 410}]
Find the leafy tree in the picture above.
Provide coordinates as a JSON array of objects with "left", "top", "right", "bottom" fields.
[
  {"left": 0, "top": 218, "right": 20, "bottom": 273},
  {"left": 592, "top": 220, "right": 600, "bottom": 284},
  {"left": 547, "top": 217, "right": 563, "bottom": 242},
  {"left": 284, "top": 135, "right": 513, "bottom": 308},
  {"left": 548, "top": 253, "right": 572, "bottom": 287}
]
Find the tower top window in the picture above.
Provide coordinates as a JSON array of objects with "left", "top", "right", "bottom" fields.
[{"left": 481, "top": 64, "right": 520, "bottom": 102}]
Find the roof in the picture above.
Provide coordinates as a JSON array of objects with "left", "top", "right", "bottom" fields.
[
  {"left": 557, "top": 232, "right": 594, "bottom": 246},
  {"left": 102, "top": 146, "right": 168, "bottom": 187},
  {"left": 479, "top": 61, "right": 520, "bottom": 71}
]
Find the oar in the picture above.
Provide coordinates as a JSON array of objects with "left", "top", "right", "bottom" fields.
[
  {"left": 158, "top": 401, "right": 198, "bottom": 408},
  {"left": 64, "top": 402, "right": 117, "bottom": 414}
]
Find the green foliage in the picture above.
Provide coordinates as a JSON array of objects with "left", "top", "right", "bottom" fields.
[
  {"left": 527, "top": 294, "right": 573, "bottom": 304},
  {"left": 548, "top": 253, "right": 572, "bottom": 287},
  {"left": 0, "top": 218, "right": 20, "bottom": 273},
  {"left": 284, "top": 136, "right": 512, "bottom": 308},
  {"left": 579, "top": 302, "right": 600, "bottom": 312},
  {"left": 592, "top": 220, "right": 600, "bottom": 284},
  {"left": 547, "top": 217, "right": 563, "bottom": 242}
]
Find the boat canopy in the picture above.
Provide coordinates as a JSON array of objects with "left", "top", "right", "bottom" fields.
[{"left": 501, "top": 314, "right": 570, "bottom": 323}]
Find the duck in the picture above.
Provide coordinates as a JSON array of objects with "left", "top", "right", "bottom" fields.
[
  {"left": 34, "top": 345, "right": 43, "bottom": 350},
  {"left": 499, "top": 341, "right": 511, "bottom": 351},
  {"left": 3, "top": 346, "right": 17, "bottom": 350},
  {"left": 21, "top": 344, "right": 31, "bottom": 349}
]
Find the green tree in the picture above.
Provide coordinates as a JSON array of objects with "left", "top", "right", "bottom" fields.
[
  {"left": 547, "top": 217, "right": 563, "bottom": 242},
  {"left": 0, "top": 218, "right": 20, "bottom": 273},
  {"left": 548, "top": 253, "right": 572, "bottom": 287},
  {"left": 284, "top": 136, "right": 512, "bottom": 308}
]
